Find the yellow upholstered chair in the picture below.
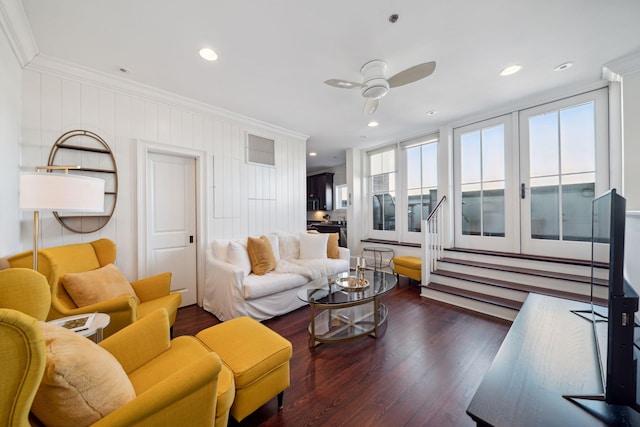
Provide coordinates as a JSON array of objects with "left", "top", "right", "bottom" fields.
[
  {"left": 0, "top": 308, "right": 46, "bottom": 427},
  {"left": 1, "top": 307, "right": 226, "bottom": 427},
  {"left": 8, "top": 239, "right": 181, "bottom": 338},
  {"left": 94, "top": 308, "right": 224, "bottom": 426},
  {"left": 0, "top": 268, "right": 51, "bottom": 321}
]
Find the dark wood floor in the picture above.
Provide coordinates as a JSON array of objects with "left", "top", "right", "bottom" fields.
[{"left": 174, "top": 279, "right": 511, "bottom": 427}]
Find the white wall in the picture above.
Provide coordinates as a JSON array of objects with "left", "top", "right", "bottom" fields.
[
  {"left": 623, "top": 72, "right": 640, "bottom": 210},
  {"left": 0, "top": 20, "right": 22, "bottom": 257},
  {"left": 18, "top": 57, "right": 307, "bottom": 282}
]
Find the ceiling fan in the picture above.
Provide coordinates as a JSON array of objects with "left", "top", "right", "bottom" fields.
[{"left": 324, "top": 59, "right": 436, "bottom": 115}]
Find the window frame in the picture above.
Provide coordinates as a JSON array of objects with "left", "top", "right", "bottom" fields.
[
  {"left": 401, "top": 135, "right": 439, "bottom": 243},
  {"left": 366, "top": 134, "right": 439, "bottom": 244},
  {"left": 367, "top": 147, "right": 398, "bottom": 240}
]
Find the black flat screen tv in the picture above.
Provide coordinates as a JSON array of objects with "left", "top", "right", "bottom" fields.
[{"left": 590, "top": 189, "right": 638, "bottom": 406}]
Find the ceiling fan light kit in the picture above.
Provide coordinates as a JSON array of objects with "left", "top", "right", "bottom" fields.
[
  {"left": 325, "top": 58, "right": 436, "bottom": 115},
  {"left": 361, "top": 78, "right": 389, "bottom": 99}
]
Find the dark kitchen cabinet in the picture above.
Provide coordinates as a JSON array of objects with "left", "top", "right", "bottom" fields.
[{"left": 307, "top": 172, "right": 334, "bottom": 211}]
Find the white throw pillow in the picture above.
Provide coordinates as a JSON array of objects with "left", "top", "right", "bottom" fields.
[
  {"left": 299, "top": 232, "right": 328, "bottom": 260},
  {"left": 227, "top": 240, "right": 252, "bottom": 276},
  {"left": 266, "top": 233, "right": 281, "bottom": 262},
  {"left": 278, "top": 231, "right": 300, "bottom": 259}
]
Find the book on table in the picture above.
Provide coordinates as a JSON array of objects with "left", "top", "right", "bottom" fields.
[{"left": 50, "top": 313, "right": 95, "bottom": 332}]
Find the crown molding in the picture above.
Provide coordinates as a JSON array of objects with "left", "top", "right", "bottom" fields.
[
  {"left": 26, "top": 54, "right": 309, "bottom": 142},
  {"left": 0, "top": 0, "right": 37, "bottom": 66},
  {"left": 603, "top": 50, "right": 640, "bottom": 82}
]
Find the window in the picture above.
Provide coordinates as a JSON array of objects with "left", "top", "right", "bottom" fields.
[
  {"left": 405, "top": 139, "right": 438, "bottom": 233},
  {"left": 460, "top": 124, "right": 506, "bottom": 237},
  {"left": 369, "top": 149, "right": 396, "bottom": 232},
  {"left": 367, "top": 135, "right": 439, "bottom": 242},
  {"left": 527, "top": 102, "right": 596, "bottom": 242},
  {"left": 335, "top": 184, "right": 348, "bottom": 209}
]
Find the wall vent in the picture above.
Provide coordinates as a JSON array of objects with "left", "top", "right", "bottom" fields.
[{"left": 247, "top": 134, "right": 275, "bottom": 166}]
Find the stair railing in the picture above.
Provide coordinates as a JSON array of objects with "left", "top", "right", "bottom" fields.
[{"left": 422, "top": 195, "right": 447, "bottom": 285}]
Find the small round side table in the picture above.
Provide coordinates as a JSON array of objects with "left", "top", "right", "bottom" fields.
[
  {"left": 361, "top": 246, "right": 395, "bottom": 272},
  {"left": 48, "top": 313, "right": 111, "bottom": 343}
]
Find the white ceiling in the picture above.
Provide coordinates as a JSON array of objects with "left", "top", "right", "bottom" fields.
[{"left": 21, "top": 0, "right": 640, "bottom": 172}]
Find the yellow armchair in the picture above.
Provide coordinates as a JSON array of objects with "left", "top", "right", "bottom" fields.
[
  {"left": 95, "top": 309, "right": 222, "bottom": 426},
  {"left": 0, "top": 308, "right": 46, "bottom": 427},
  {"left": 0, "top": 268, "right": 51, "bottom": 321},
  {"left": 0, "top": 308, "right": 224, "bottom": 427},
  {"left": 8, "top": 239, "right": 181, "bottom": 338}
]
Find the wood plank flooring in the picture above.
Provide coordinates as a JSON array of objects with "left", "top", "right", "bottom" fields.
[{"left": 174, "top": 279, "right": 511, "bottom": 427}]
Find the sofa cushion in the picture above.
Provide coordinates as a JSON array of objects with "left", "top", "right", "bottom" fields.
[
  {"left": 247, "top": 236, "right": 277, "bottom": 275},
  {"left": 299, "top": 232, "right": 328, "bottom": 259},
  {"left": 243, "top": 272, "right": 308, "bottom": 300},
  {"left": 227, "top": 240, "right": 251, "bottom": 277},
  {"left": 32, "top": 322, "right": 136, "bottom": 427},
  {"left": 62, "top": 263, "right": 139, "bottom": 307}
]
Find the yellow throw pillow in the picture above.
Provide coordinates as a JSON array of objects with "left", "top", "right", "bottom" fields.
[
  {"left": 62, "top": 263, "right": 140, "bottom": 307},
  {"left": 32, "top": 322, "right": 136, "bottom": 427},
  {"left": 247, "top": 236, "right": 277, "bottom": 275},
  {"left": 327, "top": 233, "right": 340, "bottom": 259}
]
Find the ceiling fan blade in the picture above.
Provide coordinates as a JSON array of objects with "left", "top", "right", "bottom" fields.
[
  {"left": 363, "top": 98, "right": 380, "bottom": 115},
  {"left": 324, "top": 79, "right": 363, "bottom": 89},
  {"left": 388, "top": 61, "right": 436, "bottom": 88}
]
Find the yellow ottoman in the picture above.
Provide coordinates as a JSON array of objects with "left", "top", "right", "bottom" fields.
[
  {"left": 196, "top": 317, "right": 292, "bottom": 422},
  {"left": 392, "top": 256, "right": 422, "bottom": 283}
]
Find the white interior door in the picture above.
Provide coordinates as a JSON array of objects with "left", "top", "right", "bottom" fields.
[{"left": 147, "top": 153, "right": 197, "bottom": 306}]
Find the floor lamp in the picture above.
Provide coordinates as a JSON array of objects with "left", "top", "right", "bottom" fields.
[{"left": 19, "top": 166, "right": 105, "bottom": 270}]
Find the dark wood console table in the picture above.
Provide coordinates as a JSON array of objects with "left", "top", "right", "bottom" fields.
[{"left": 467, "top": 293, "right": 607, "bottom": 426}]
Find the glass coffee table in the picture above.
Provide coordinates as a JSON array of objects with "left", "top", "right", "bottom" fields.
[{"left": 297, "top": 270, "right": 397, "bottom": 348}]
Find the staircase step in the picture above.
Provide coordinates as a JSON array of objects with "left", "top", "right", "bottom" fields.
[
  {"left": 428, "top": 270, "right": 606, "bottom": 306},
  {"left": 421, "top": 286, "right": 519, "bottom": 322},
  {"left": 426, "top": 282, "right": 524, "bottom": 311},
  {"left": 443, "top": 249, "right": 608, "bottom": 280},
  {"left": 438, "top": 257, "right": 608, "bottom": 287},
  {"left": 446, "top": 247, "right": 608, "bottom": 269}
]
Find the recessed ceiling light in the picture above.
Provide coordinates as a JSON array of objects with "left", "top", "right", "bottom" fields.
[
  {"left": 309, "top": 152, "right": 317, "bottom": 157},
  {"left": 426, "top": 110, "right": 437, "bottom": 116},
  {"left": 554, "top": 62, "right": 573, "bottom": 71},
  {"left": 368, "top": 121, "right": 379, "bottom": 127},
  {"left": 499, "top": 64, "right": 522, "bottom": 76},
  {"left": 199, "top": 48, "right": 218, "bottom": 61}
]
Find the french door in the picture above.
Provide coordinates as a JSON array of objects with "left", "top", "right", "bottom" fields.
[
  {"left": 454, "top": 88, "right": 609, "bottom": 260},
  {"left": 454, "top": 114, "right": 518, "bottom": 252}
]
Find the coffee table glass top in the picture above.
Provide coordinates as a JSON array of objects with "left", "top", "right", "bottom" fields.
[{"left": 297, "top": 270, "right": 397, "bottom": 305}]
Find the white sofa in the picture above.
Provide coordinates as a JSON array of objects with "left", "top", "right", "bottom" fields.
[{"left": 203, "top": 231, "right": 350, "bottom": 321}]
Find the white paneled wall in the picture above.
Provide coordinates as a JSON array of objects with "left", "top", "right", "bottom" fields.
[
  {"left": 0, "top": 26, "right": 22, "bottom": 257},
  {"left": 19, "top": 62, "right": 307, "bottom": 281}
]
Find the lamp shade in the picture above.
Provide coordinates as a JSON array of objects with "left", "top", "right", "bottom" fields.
[{"left": 20, "top": 173, "right": 105, "bottom": 212}]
